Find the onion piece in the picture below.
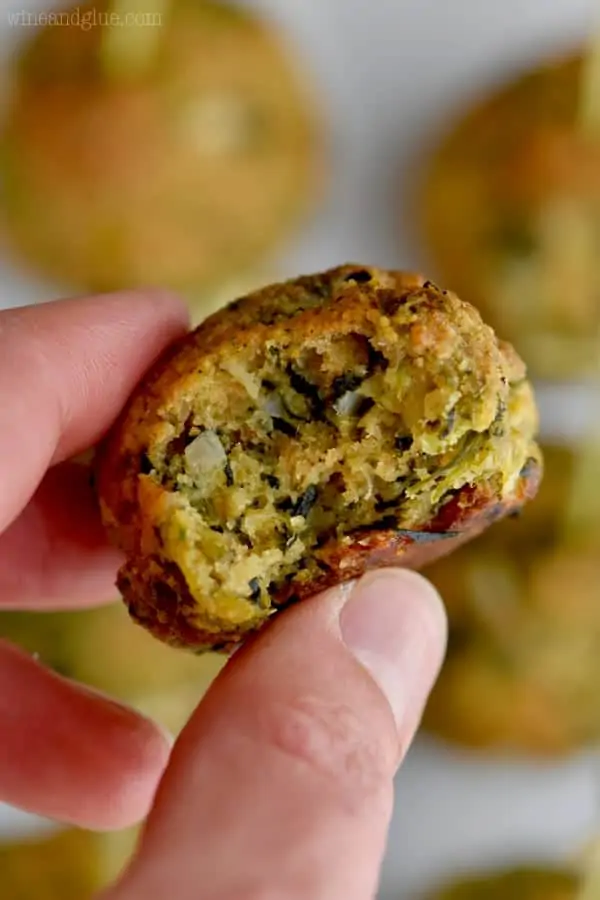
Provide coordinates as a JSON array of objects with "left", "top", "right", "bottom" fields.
[
  {"left": 220, "top": 358, "right": 261, "bottom": 400},
  {"left": 334, "top": 390, "right": 364, "bottom": 416},
  {"left": 263, "top": 392, "right": 287, "bottom": 419},
  {"left": 185, "top": 430, "right": 227, "bottom": 475}
]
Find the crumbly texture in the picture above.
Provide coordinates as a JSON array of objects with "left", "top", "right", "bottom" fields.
[
  {"left": 98, "top": 264, "right": 541, "bottom": 653},
  {"left": 419, "top": 50, "right": 600, "bottom": 379},
  {"left": 0, "top": 827, "right": 137, "bottom": 899},
  {"left": 427, "top": 867, "right": 579, "bottom": 900},
  {"left": 423, "top": 444, "right": 600, "bottom": 756},
  {"left": 0, "top": 602, "right": 223, "bottom": 733},
  {"left": 0, "top": 0, "right": 318, "bottom": 306}
]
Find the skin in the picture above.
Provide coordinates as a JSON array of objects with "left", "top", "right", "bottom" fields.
[{"left": 0, "top": 289, "right": 446, "bottom": 899}]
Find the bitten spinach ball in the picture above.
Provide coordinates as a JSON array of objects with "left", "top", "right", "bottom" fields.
[{"left": 98, "top": 264, "right": 541, "bottom": 653}]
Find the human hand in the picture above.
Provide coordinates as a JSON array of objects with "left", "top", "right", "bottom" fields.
[
  {"left": 100, "top": 564, "right": 446, "bottom": 900},
  {"left": 0, "top": 289, "right": 447, "bottom": 897},
  {"left": 0, "top": 288, "right": 188, "bottom": 829}
]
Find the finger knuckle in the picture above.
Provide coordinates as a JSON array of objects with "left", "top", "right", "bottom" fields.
[{"left": 258, "top": 694, "right": 394, "bottom": 806}]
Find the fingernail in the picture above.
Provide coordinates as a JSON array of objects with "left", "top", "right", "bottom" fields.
[{"left": 339, "top": 569, "right": 447, "bottom": 728}]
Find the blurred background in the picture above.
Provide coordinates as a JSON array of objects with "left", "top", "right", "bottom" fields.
[{"left": 0, "top": 0, "right": 600, "bottom": 897}]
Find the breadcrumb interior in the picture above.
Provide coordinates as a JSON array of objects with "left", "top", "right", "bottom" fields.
[{"left": 141, "top": 321, "right": 531, "bottom": 626}]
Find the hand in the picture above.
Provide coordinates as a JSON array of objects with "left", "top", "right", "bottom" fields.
[
  {"left": 0, "top": 288, "right": 188, "bottom": 829},
  {"left": 102, "top": 568, "right": 446, "bottom": 900},
  {"left": 0, "top": 290, "right": 447, "bottom": 897}
]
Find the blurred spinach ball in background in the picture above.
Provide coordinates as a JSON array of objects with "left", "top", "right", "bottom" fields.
[
  {"left": 425, "top": 866, "right": 580, "bottom": 900},
  {"left": 0, "top": 0, "right": 321, "bottom": 316},
  {"left": 419, "top": 50, "right": 600, "bottom": 380},
  {"left": 423, "top": 443, "right": 600, "bottom": 757},
  {"left": 0, "top": 826, "right": 139, "bottom": 900}
]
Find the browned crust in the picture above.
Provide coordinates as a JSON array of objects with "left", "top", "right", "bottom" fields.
[{"left": 116, "top": 461, "right": 541, "bottom": 654}]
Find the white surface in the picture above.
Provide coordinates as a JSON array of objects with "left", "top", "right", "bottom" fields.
[
  {"left": 0, "top": 1, "right": 599, "bottom": 897},
  {"left": 383, "top": 739, "right": 597, "bottom": 898}
]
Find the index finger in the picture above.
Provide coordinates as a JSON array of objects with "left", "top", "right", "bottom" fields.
[{"left": 0, "top": 289, "right": 188, "bottom": 534}]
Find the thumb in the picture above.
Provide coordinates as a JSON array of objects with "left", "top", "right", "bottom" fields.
[{"left": 101, "top": 569, "right": 447, "bottom": 900}]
